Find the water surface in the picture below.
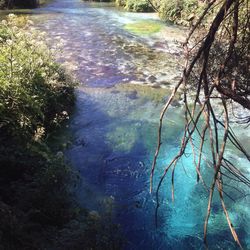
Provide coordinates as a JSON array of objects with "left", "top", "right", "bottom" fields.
[{"left": 2, "top": 0, "right": 249, "bottom": 249}]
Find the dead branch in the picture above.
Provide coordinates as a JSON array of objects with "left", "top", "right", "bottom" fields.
[{"left": 151, "top": 0, "right": 250, "bottom": 248}]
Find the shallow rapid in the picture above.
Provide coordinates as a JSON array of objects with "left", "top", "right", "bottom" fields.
[{"left": 7, "top": 0, "right": 250, "bottom": 249}]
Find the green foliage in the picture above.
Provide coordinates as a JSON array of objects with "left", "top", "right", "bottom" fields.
[
  {"left": 115, "top": 0, "right": 125, "bottom": 7},
  {"left": 0, "top": 14, "right": 75, "bottom": 143},
  {"left": 115, "top": 0, "right": 204, "bottom": 19},
  {"left": 56, "top": 198, "right": 124, "bottom": 249},
  {"left": 125, "top": 0, "right": 152, "bottom": 12},
  {"left": 0, "top": 14, "right": 75, "bottom": 248},
  {"left": 0, "top": 15, "right": 123, "bottom": 249},
  {"left": 157, "top": 0, "right": 203, "bottom": 24},
  {"left": 0, "top": 0, "right": 5, "bottom": 8},
  {"left": 116, "top": 0, "right": 153, "bottom": 12},
  {"left": 159, "top": 0, "right": 195, "bottom": 22},
  {"left": 13, "top": 0, "right": 38, "bottom": 8}
]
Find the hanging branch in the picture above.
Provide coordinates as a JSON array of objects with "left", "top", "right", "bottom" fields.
[
  {"left": 147, "top": 0, "right": 160, "bottom": 12},
  {"left": 151, "top": 0, "right": 250, "bottom": 248}
]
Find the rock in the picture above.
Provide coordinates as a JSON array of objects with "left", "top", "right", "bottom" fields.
[
  {"left": 151, "top": 84, "right": 161, "bottom": 89},
  {"left": 147, "top": 75, "right": 157, "bottom": 83},
  {"left": 75, "top": 138, "right": 85, "bottom": 147},
  {"left": 138, "top": 161, "right": 144, "bottom": 167},
  {"left": 134, "top": 200, "right": 142, "bottom": 208},
  {"left": 171, "top": 99, "right": 181, "bottom": 107},
  {"left": 158, "top": 81, "right": 170, "bottom": 86},
  {"left": 125, "top": 90, "right": 138, "bottom": 100},
  {"left": 56, "top": 151, "right": 64, "bottom": 159},
  {"left": 111, "top": 90, "right": 120, "bottom": 94}
]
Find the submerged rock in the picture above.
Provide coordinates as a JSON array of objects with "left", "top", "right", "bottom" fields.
[
  {"left": 56, "top": 151, "right": 64, "bottom": 159},
  {"left": 125, "top": 90, "right": 138, "bottom": 99},
  {"left": 147, "top": 75, "right": 157, "bottom": 83},
  {"left": 88, "top": 210, "right": 101, "bottom": 221},
  {"left": 171, "top": 99, "right": 181, "bottom": 107},
  {"left": 75, "top": 138, "right": 85, "bottom": 147}
]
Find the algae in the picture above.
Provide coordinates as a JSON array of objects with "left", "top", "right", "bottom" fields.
[
  {"left": 124, "top": 21, "right": 162, "bottom": 35},
  {"left": 106, "top": 126, "right": 137, "bottom": 152}
]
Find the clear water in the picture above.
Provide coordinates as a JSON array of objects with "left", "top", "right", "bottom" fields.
[{"left": 2, "top": 0, "right": 249, "bottom": 249}]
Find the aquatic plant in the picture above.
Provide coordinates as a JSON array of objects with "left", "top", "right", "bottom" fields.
[
  {"left": 106, "top": 125, "right": 137, "bottom": 152},
  {"left": 0, "top": 0, "right": 39, "bottom": 9},
  {"left": 124, "top": 21, "right": 162, "bottom": 35}
]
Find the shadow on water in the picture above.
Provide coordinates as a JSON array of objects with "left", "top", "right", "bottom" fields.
[{"left": 65, "top": 87, "right": 185, "bottom": 249}]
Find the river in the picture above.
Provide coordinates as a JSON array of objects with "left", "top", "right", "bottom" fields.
[{"left": 2, "top": 0, "right": 249, "bottom": 249}]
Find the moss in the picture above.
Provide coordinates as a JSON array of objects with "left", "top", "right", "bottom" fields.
[{"left": 124, "top": 21, "right": 162, "bottom": 35}]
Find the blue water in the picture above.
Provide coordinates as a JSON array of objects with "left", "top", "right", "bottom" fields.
[
  {"left": 5, "top": 0, "right": 249, "bottom": 248},
  {"left": 67, "top": 87, "right": 250, "bottom": 249}
]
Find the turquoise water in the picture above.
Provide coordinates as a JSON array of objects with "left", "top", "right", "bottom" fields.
[
  {"left": 69, "top": 87, "right": 249, "bottom": 249},
  {"left": 2, "top": 0, "right": 249, "bottom": 248}
]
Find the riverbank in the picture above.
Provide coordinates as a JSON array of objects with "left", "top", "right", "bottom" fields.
[
  {"left": 0, "top": 14, "right": 74, "bottom": 248},
  {"left": 0, "top": 14, "right": 124, "bottom": 249}
]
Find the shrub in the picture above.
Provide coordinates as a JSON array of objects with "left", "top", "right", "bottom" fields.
[
  {"left": 0, "top": 14, "right": 75, "bottom": 143},
  {"left": 116, "top": 0, "right": 153, "bottom": 12},
  {"left": 0, "top": 0, "right": 5, "bottom": 8},
  {"left": 125, "top": 0, "right": 153, "bottom": 12},
  {"left": 0, "top": 15, "right": 76, "bottom": 248},
  {"left": 115, "top": 0, "right": 126, "bottom": 7},
  {"left": 158, "top": 0, "right": 202, "bottom": 24},
  {"left": 0, "top": 15, "right": 124, "bottom": 249}
]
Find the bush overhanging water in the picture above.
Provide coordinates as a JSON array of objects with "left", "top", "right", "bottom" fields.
[{"left": 0, "top": 15, "right": 123, "bottom": 249}]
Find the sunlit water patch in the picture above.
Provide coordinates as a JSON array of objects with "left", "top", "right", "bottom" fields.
[
  {"left": 26, "top": 0, "right": 186, "bottom": 89},
  {"left": 1, "top": 0, "right": 249, "bottom": 248}
]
